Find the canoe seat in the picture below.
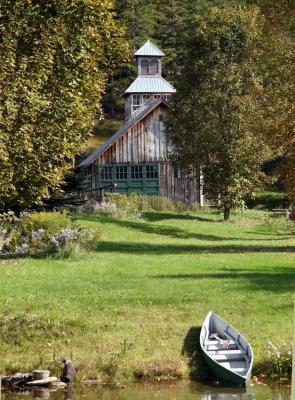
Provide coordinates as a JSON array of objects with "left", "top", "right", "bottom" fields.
[
  {"left": 207, "top": 349, "right": 246, "bottom": 362},
  {"left": 206, "top": 342, "right": 237, "bottom": 351},
  {"left": 204, "top": 339, "right": 235, "bottom": 347}
]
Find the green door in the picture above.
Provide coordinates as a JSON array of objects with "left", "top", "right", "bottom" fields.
[{"left": 96, "top": 164, "right": 159, "bottom": 195}]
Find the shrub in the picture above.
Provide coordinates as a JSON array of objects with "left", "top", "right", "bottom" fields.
[
  {"left": 247, "top": 191, "right": 288, "bottom": 210},
  {"left": 258, "top": 214, "right": 295, "bottom": 234},
  {"left": 94, "top": 202, "right": 117, "bottom": 216},
  {"left": 23, "top": 211, "right": 72, "bottom": 235},
  {"left": 144, "top": 195, "right": 176, "bottom": 211},
  {"left": 104, "top": 193, "right": 190, "bottom": 215},
  {"left": 0, "top": 211, "right": 101, "bottom": 258}
]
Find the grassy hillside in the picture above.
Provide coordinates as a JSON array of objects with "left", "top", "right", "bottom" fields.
[
  {"left": 81, "top": 118, "right": 123, "bottom": 154},
  {"left": 0, "top": 210, "right": 294, "bottom": 381}
]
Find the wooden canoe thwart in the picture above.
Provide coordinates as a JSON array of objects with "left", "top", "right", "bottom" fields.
[{"left": 200, "top": 312, "right": 253, "bottom": 386}]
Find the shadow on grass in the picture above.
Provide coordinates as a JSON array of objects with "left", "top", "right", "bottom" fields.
[
  {"left": 247, "top": 229, "right": 294, "bottom": 238},
  {"left": 182, "top": 326, "right": 213, "bottom": 380},
  {"left": 79, "top": 214, "right": 289, "bottom": 242},
  {"left": 142, "top": 211, "right": 220, "bottom": 223},
  {"left": 154, "top": 268, "right": 295, "bottom": 293},
  {"left": 99, "top": 240, "right": 295, "bottom": 254}
]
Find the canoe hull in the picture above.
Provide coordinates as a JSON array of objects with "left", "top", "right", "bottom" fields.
[
  {"left": 203, "top": 351, "right": 249, "bottom": 385},
  {"left": 200, "top": 312, "right": 253, "bottom": 386}
]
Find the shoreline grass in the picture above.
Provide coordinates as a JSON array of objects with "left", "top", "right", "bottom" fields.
[{"left": 0, "top": 210, "right": 294, "bottom": 381}]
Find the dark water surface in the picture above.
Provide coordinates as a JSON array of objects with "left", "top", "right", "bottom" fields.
[{"left": 2, "top": 381, "right": 291, "bottom": 400}]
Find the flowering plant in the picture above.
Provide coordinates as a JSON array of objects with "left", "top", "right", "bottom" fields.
[
  {"left": 267, "top": 340, "right": 292, "bottom": 377},
  {"left": 0, "top": 211, "right": 101, "bottom": 258}
]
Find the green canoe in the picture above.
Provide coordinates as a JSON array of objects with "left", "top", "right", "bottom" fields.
[{"left": 200, "top": 312, "right": 253, "bottom": 386}]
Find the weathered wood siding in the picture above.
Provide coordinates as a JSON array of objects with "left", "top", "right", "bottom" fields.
[
  {"left": 92, "top": 105, "right": 170, "bottom": 166},
  {"left": 160, "top": 163, "right": 201, "bottom": 205}
]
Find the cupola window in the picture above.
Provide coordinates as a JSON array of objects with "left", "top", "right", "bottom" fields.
[
  {"left": 141, "top": 59, "right": 149, "bottom": 74},
  {"left": 149, "top": 59, "right": 158, "bottom": 74},
  {"left": 141, "top": 59, "right": 158, "bottom": 75}
]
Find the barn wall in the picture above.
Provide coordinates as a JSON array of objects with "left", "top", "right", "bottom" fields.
[
  {"left": 94, "top": 105, "right": 170, "bottom": 165},
  {"left": 159, "top": 163, "right": 201, "bottom": 205},
  {"left": 85, "top": 104, "right": 201, "bottom": 204}
]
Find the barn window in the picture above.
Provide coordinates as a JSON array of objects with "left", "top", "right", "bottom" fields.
[
  {"left": 116, "top": 166, "right": 127, "bottom": 180},
  {"left": 141, "top": 59, "right": 149, "bottom": 74},
  {"left": 132, "top": 94, "right": 141, "bottom": 112},
  {"left": 133, "top": 94, "right": 140, "bottom": 107},
  {"left": 146, "top": 165, "right": 158, "bottom": 179},
  {"left": 153, "top": 94, "right": 161, "bottom": 99},
  {"left": 100, "top": 166, "right": 112, "bottom": 180},
  {"left": 142, "top": 94, "right": 151, "bottom": 103},
  {"left": 131, "top": 165, "right": 143, "bottom": 179}
]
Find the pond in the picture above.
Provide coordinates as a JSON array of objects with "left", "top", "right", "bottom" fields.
[{"left": 1, "top": 381, "right": 291, "bottom": 400}]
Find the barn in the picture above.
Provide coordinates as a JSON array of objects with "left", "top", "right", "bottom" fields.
[{"left": 78, "top": 40, "right": 203, "bottom": 205}]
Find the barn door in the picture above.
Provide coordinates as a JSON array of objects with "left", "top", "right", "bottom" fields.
[{"left": 95, "top": 164, "right": 159, "bottom": 196}]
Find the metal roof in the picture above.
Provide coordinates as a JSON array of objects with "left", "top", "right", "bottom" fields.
[
  {"left": 124, "top": 76, "right": 176, "bottom": 94},
  {"left": 134, "top": 40, "right": 165, "bottom": 57},
  {"left": 77, "top": 98, "right": 169, "bottom": 168}
]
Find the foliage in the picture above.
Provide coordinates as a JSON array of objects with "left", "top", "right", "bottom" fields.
[
  {"left": 255, "top": 0, "right": 295, "bottom": 202},
  {"left": 24, "top": 211, "right": 72, "bottom": 235},
  {"left": 246, "top": 191, "right": 289, "bottom": 210},
  {"left": 0, "top": 0, "right": 128, "bottom": 209},
  {"left": 166, "top": 4, "right": 270, "bottom": 220},
  {"left": 0, "top": 211, "right": 101, "bottom": 258}
]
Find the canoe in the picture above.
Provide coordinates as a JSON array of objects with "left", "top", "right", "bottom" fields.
[{"left": 200, "top": 311, "right": 253, "bottom": 385}]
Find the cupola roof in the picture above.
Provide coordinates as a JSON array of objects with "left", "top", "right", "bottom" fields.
[
  {"left": 124, "top": 76, "right": 176, "bottom": 94},
  {"left": 134, "top": 40, "right": 165, "bottom": 57}
]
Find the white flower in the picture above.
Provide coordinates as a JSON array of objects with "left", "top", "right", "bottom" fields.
[
  {"left": 51, "top": 236, "right": 59, "bottom": 246},
  {"left": 15, "top": 243, "right": 29, "bottom": 254},
  {"left": 31, "top": 229, "right": 45, "bottom": 239}
]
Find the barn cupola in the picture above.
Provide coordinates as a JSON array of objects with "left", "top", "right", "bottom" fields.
[{"left": 124, "top": 40, "right": 176, "bottom": 118}]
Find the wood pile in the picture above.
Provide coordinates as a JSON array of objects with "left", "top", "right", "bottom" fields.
[{"left": 2, "top": 370, "right": 66, "bottom": 389}]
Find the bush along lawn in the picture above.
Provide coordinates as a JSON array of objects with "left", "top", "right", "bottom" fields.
[{"left": 0, "top": 205, "right": 294, "bottom": 382}]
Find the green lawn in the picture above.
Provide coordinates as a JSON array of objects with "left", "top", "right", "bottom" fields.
[{"left": 0, "top": 210, "right": 294, "bottom": 381}]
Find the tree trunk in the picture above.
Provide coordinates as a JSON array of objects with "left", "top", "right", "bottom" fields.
[{"left": 224, "top": 206, "right": 230, "bottom": 220}]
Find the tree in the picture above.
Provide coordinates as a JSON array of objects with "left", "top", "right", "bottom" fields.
[
  {"left": 166, "top": 3, "right": 269, "bottom": 220},
  {"left": 0, "top": 0, "right": 128, "bottom": 210},
  {"left": 256, "top": 0, "right": 295, "bottom": 203}
]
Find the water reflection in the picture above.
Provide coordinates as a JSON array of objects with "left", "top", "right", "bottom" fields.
[
  {"left": 202, "top": 393, "right": 251, "bottom": 400},
  {"left": 2, "top": 381, "right": 291, "bottom": 400},
  {"left": 32, "top": 389, "right": 51, "bottom": 400}
]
